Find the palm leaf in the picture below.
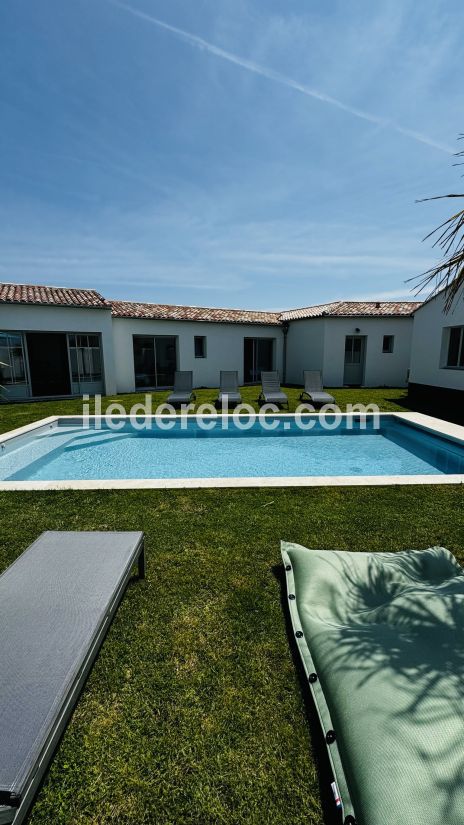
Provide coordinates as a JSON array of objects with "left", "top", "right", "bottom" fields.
[{"left": 411, "top": 136, "right": 464, "bottom": 311}]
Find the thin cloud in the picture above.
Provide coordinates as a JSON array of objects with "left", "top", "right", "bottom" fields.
[
  {"left": 224, "top": 252, "right": 432, "bottom": 270},
  {"left": 109, "top": 0, "right": 454, "bottom": 155}
]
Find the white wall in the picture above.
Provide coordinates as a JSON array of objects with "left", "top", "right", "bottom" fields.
[
  {"left": 0, "top": 303, "right": 117, "bottom": 395},
  {"left": 322, "top": 317, "right": 414, "bottom": 387},
  {"left": 0, "top": 301, "right": 420, "bottom": 397},
  {"left": 409, "top": 292, "right": 464, "bottom": 390},
  {"left": 285, "top": 318, "right": 325, "bottom": 384},
  {"left": 286, "top": 315, "right": 413, "bottom": 386},
  {"left": 112, "top": 317, "right": 284, "bottom": 393}
]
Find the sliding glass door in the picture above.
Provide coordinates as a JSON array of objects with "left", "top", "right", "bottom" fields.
[
  {"left": 133, "top": 336, "right": 177, "bottom": 389},
  {"left": 243, "top": 337, "right": 274, "bottom": 383}
]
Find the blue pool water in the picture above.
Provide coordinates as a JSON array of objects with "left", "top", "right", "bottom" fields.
[
  {"left": 1, "top": 416, "right": 463, "bottom": 481},
  {"left": 0, "top": 416, "right": 464, "bottom": 481}
]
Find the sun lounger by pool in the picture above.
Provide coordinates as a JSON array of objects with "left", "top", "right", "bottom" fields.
[
  {"left": 167, "top": 371, "right": 195, "bottom": 405},
  {"left": 0, "top": 531, "right": 145, "bottom": 825},
  {"left": 216, "top": 371, "right": 242, "bottom": 407},
  {"left": 259, "top": 371, "right": 288, "bottom": 407},
  {"left": 299, "top": 370, "right": 335, "bottom": 405},
  {"left": 281, "top": 541, "right": 464, "bottom": 825}
]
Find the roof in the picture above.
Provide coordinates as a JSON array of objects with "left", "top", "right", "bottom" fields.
[
  {"left": 110, "top": 300, "right": 282, "bottom": 325},
  {"left": 281, "top": 300, "right": 422, "bottom": 321},
  {"left": 0, "top": 282, "right": 422, "bottom": 323},
  {"left": 0, "top": 283, "right": 110, "bottom": 309}
]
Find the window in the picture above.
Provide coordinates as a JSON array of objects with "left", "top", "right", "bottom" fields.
[
  {"left": 382, "top": 335, "right": 394, "bottom": 354},
  {"left": 68, "top": 334, "right": 102, "bottom": 383},
  {"left": 194, "top": 336, "right": 206, "bottom": 358},
  {"left": 243, "top": 337, "right": 274, "bottom": 382},
  {"left": 0, "top": 332, "right": 27, "bottom": 384},
  {"left": 446, "top": 326, "right": 464, "bottom": 368},
  {"left": 345, "top": 336, "right": 363, "bottom": 364},
  {"left": 133, "top": 336, "right": 177, "bottom": 388}
]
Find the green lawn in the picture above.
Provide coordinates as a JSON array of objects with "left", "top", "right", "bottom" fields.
[
  {"left": 0, "top": 391, "right": 462, "bottom": 825},
  {"left": 0, "top": 486, "right": 462, "bottom": 825},
  {"left": 0, "top": 386, "right": 410, "bottom": 435}
]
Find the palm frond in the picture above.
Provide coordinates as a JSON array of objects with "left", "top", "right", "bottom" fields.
[{"left": 411, "top": 136, "right": 464, "bottom": 311}]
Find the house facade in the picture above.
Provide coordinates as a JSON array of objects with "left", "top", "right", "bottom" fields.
[
  {"left": 408, "top": 289, "right": 464, "bottom": 406},
  {"left": 111, "top": 301, "right": 284, "bottom": 393},
  {"left": 283, "top": 302, "right": 417, "bottom": 389},
  {"left": 0, "top": 281, "right": 420, "bottom": 400},
  {"left": 0, "top": 284, "right": 117, "bottom": 399}
]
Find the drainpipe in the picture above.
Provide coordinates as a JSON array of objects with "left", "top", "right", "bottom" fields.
[{"left": 282, "top": 321, "right": 289, "bottom": 384}]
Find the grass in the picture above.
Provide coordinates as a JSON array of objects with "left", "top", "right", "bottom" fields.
[
  {"left": 0, "top": 386, "right": 410, "bottom": 435},
  {"left": 0, "top": 486, "right": 462, "bottom": 825},
  {"left": 0, "top": 392, "right": 462, "bottom": 823}
]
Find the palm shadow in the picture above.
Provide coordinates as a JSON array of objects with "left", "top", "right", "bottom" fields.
[{"left": 294, "top": 548, "right": 464, "bottom": 824}]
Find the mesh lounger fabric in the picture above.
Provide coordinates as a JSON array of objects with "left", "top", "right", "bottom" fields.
[
  {"left": 217, "top": 371, "right": 241, "bottom": 404},
  {"left": 0, "top": 531, "right": 143, "bottom": 807},
  {"left": 260, "top": 372, "right": 288, "bottom": 405},
  {"left": 281, "top": 541, "right": 464, "bottom": 825},
  {"left": 301, "top": 371, "right": 335, "bottom": 405},
  {"left": 168, "top": 372, "right": 194, "bottom": 404}
]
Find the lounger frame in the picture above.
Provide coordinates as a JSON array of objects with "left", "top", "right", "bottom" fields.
[
  {"left": 0, "top": 535, "right": 145, "bottom": 825},
  {"left": 281, "top": 545, "right": 356, "bottom": 824}
]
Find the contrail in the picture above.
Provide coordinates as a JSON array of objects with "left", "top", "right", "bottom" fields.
[{"left": 109, "top": 0, "right": 454, "bottom": 155}]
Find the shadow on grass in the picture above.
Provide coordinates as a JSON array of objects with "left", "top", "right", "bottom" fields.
[{"left": 272, "top": 563, "right": 343, "bottom": 825}]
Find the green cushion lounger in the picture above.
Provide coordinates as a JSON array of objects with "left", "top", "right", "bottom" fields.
[
  {"left": 281, "top": 541, "right": 464, "bottom": 825},
  {"left": 0, "top": 531, "right": 145, "bottom": 825}
]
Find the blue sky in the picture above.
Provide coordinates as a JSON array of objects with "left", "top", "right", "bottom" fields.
[{"left": 0, "top": 0, "right": 462, "bottom": 309}]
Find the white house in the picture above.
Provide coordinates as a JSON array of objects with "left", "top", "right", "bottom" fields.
[
  {"left": 409, "top": 289, "right": 464, "bottom": 406},
  {"left": 111, "top": 301, "right": 284, "bottom": 393},
  {"left": 0, "top": 284, "right": 117, "bottom": 398},
  {"left": 283, "top": 301, "right": 419, "bottom": 389},
  {"left": 0, "top": 281, "right": 421, "bottom": 400}
]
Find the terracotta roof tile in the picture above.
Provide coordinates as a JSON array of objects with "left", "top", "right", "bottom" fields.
[
  {"left": 0, "top": 282, "right": 422, "bottom": 322},
  {"left": 280, "top": 302, "right": 338, "bottom": 320},
  {"left": 111, "top": 300, "right": 282, "bottom": 325},
  {"left": 0, "top": 283, "right": 110, "bottom": 309},
  {"left": 281, "top": 300, "right": 421, "bottom": 321}
]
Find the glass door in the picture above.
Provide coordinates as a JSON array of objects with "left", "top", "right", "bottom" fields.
[
  {"left": 133, "top": 336, "right": 177, "bottom": 389},
  {"left": 244, "top": 337, "right": 274, "bottom": 383},
  {"left": 343, "top": 335, "right": 366, "bottom": 386},
  {"left": 26, "top": 332, "right": 71, "bottom": 397},
  {"left": 155, "top": 336, "right": 177, "bottom": 387}
]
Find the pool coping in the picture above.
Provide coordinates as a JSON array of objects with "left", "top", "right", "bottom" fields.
[{"left": 0, "top": 411, "right": 463, "bottom": 490}]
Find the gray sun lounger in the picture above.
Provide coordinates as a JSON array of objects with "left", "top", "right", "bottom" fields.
[
  {"left": 216, "top": 371, "right": 242, "bottom": 407},
  {"left": 167, "top": 371, "right": 196, "bottom": 405},
  {"left": 259, "top": 371, "right": 289, "bottom": 407},
  {"left": 0, "top": 531, "right": 145, "bottom": 825},
  {"left": 299, "top": 370, "right": 335, "bottom": 405}
]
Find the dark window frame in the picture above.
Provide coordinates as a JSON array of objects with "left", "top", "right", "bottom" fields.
[
  {"left": 445, "top": 326, "right": 464, "bottom": 369},
  {"left": 194, "top": 336, "right": 207, "bottom": 359},
  {"left": 67, "top": 333, "right": 102, "bottom": 384},
  {"left": 0, "top": 331, "right": 28, "bottom": 385},
  {"left": 382, "top": 335, "right": 394, "bottom": 354}
]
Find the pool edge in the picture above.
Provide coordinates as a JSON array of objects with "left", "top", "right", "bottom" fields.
[{"left": 0, "top": 411, "right": 463, "bottom": 490}]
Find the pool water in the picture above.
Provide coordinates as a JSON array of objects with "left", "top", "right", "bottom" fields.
[{"left": 1, "top": 416, "right": 463, "bottom": 481}]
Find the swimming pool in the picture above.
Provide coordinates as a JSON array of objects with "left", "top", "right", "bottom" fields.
[{"left": 0, "top": 413, "right": 463, "bottom": 489}]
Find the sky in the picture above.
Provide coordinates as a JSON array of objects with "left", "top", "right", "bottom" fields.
[{"left": 0, "top": 0, "right": 462, "bottom": 310}]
